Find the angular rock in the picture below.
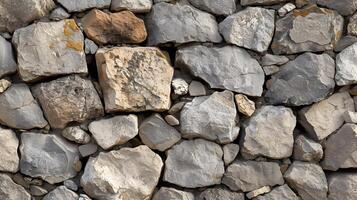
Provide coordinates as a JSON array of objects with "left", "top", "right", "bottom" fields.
[
  {"left": 317, "top": 0, "right": 357, "bottom": 16},
  {"left": 0, "top": 84, "right": 48, "bottom": 130},
  {"left": 246, "top": 186, "right": 271, "bottom": 199},
  {"left": 299, "top": 92, "right": 355, "bottom": 140},
  {"left": 0, "top": 128, "right": 19, "bottom": 172},
  {"left": 139, "top": 114, "right": 181, "bottom": 151},
  {"left": 293, "top": 135, "right": 323, "bottom": 162},
  {"left": 265, "top": 53, "right": 335, "bottom": 106},
  {"left": 82, "top": 9, "right": 147, "bottom": 45},
  {"left": 176, "top": 45, "right": 264, "bottom": 96},
  {"left": 222, "top": 160, "right": 284, "bottom": 192},
  {"left": 0, "top": 79, "right": 11, "bottom": 93},
  {"left": 62, "top": 126, "right": 91, "bottom": 144},
  {"left": 241, "top": 0, "right": 287, "bottom": 5},
  {"left": 0, "top": 173, "right": 31, "bottom": 200},
  {"left": 96, "top": 47, "right": 173, "bottom": 112},
  {"left": 241, "top": 105, "right": 296, "bottom": 159},
  {"left": 328, "top": 172, "right": 357, "bottom": 200},
  {"left": 0, "top": 0, "right": 55, "bottom": 32},
  {"left": 261, "top": 54, "right": 289, "bottom": 66},
  {"left": 348, "top": 12, "right": 357, "bottom": 36},
  {"left": 152, "top": 187, "right": 194, "bottom": 200},
  {"left": 219, "top": 7, "right": 275, "bottom": 52},
  {"left": 278, "top": 3, "right": 296, "bottom": 17},
  {"left": 164, "top": 139, "right": 224, "bottom": 188},
  {"left": 223, "top": 143, "right": 240, "bottom": 166},
  {"left": 89, "top": 115, "right": 139, "bottom": 150},
  {"left": 180, "top": 91, "right": 239, "bottom": 144},
  {"left": 79, "top": 143, "right": 97, "bottom": 157},
  {"left": 188, "top": 81, "right": 206, "bottom": 96},
  {"left": 20, "top": 132, "right": 80, "bottom": 184},
  {"left": 188, "top": 0, "right": 236, "bottom": 16},
  {"left": 111, "top": 0, "right": 153, "bottom": 13},
  {"left": 32, "top": 75, "right": 104, "bottom": 129},
  {"left": 334, "top": 35, "right": 357, "bottom": 52},
  {"left": 344, "top": 111, "right": 357, "bottom": 123},
  {"left": 321, "top": 123, "right": 357, "bottom": 171},
  {"left": 81, "top": 145, "right": 163, "bottom": 200},
  {"left": 84, "top": 38, "right": 98, "bottom": 54},
  {"left": 43, "top": 186, "right": 78, "bottom": 200},
  {"left": 235, "top": 94, "right": 255, "bottom": 117},
  {"left": 49, "top": 7, "right": 70, "bottom": 21},
  {"left": 263, "top": 65, "right": 280, "bottom": 76},
  {"left": 197, "top": 186, "right": 245, "bottom": 200},
  {"left": 284, "top": 161, "right": 328, "bottom": 200},
  {"left": 335, "top": 43, "right": 357, "bottom": 86},
  {"left": 57, "top": 0, "right": 111, "bottom": 12},
  {"left": 255, "top": 184, "right": 300, "bottom": 200},
  {"left": 12, "top": 19, "right": 88, "bottom": 82},
  {"left": 30, "top": 185, "right": 48, "bottom": 196},
  {"left": 146, "top": 3, "right": 222, "bottom": 45},
  {"left": 0, "top": 36, "right": 17, "bottom": 78},
  {"left": 271, "top": 5, "right": 344, "bottom": 55},
  {"left": 172, "top": 78, "right": 188, "bottom": 96}
]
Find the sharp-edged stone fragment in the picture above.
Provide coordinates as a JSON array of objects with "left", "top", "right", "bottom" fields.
[
  {"left": 81, "top": 145, "right": 163, "bottom": 200},
  {"left": 299, "top": 92, "right": 355, "bottom": 140},
  {"left": 0, "top": 36, "right": 17, "bottom": 78},
  {"left": 57, "top": 0, "right": 111, "bottom": 12},
  {"left": 96, "top": 47, "right": 173, "bottom": 112},
  {"left": 265, "top": 53, "right": 335, "bottom": 106},
  {"left": 348, "top": 12, "right": 357, "bottom": 36},
  {"left": 241, "top": 0, "right": 287, "bottom": 5},
  {"left": 180, "top": 91, "right": 239, "bottom": 144},
  {"left": 241, "top": 105, "right": 296, "bottom": 159},
  {"left": 0, "top": 173, "right": 31, "bottom": 200},
  {"left": 293, "top": 135, "right": 323, "bottom": 162},
  {"left": 328, "top": 172, "right": 357, "bottom": 200},
  {"left": 188, "top": 0, "right": 236, "bottom": 16},
  {"left": 146, "top": 3, "right": 222, "bottom": 45},
  {"left": 49, "top": 7, "right": 70, "bottom": 21},
  {"left": 164, "top": 139, "right": 224, "bottom": 188},
  {"left": 246, "top": 186, "right": 271, "bottom": 199},
  {"left": 334, "top": 36, "right": 357, "bottom": 52},
  {"left": 188, "top": 81, "right": 206, "bottom": 96},
  {"left": 197, "top": 186, "right": 245, "bottom": 200},
  {"left": 255, "top": 184, "right": 300, "bottom": 200},
  {"left": 235, "top": 94, "right": 255, "bottom": 117},
  {"left": 344, "top": 111, "right": 357, "bottom": 123},
  {"left": 223, "top": 143, "right": 240, "bottom": 166},
  {"left": 222, "top": 160, "right": 284, "bottom": 192},
  {"left": 335, "top": 43, "right": 357, "bottom": 86},
  {"left": 111, "top": 0, "right": 153, "bottom": 13},
  {"left": 317, "top": 0, "right": 357, "bottom": 16},
  {"left": 89, "top": 115, "right": 138, "bottom": 150},
  {"left": 0, "top": 84, "right": 48, "bottom": 130},
  {"left": 278, "top": 3, "right": 296, "bottom": 17},
  {"left": 43, "top": 186, "right": 78, "bottom": 200},
  {"left": 62, "top": 126, "right": 91, "bottom": 144},
  {"left": 30, "top": 185, "right": 48, "bottom": 196},
  {"left": 172, "top": 78, "right": 189, "bottom": 96},
  {"left": 263, "top": 65, "right": 280, "bottom": 76},
  {"left": 261, "top": 54, "right": 289, "bottom": 66},
  {"left": 84, "top": 38, "right": 98, "bottom": 54},
  {"left": 0, "top": 79, "right": 11, "bottom": 93},
  {"left": 176, "top": 45, "right": 264, "bottom": 96},
  {"left": 284, "top": 161, "right": 328, "bottom": 200},
  {"left": 20, "top": 132, "right": 80, "bottom": 184},
  {"left": 12, "top": 20, "right": 88, "bottom": 82},
  {"left": 152, "top": 187, "right": 195, "bottom": 200},
  {"left": 271, "top": 5, "right": 343, "bottom": 55},
  {"left": 0, "top": 128, "right": 19, "bottom": 172},
  {"left": 78, "top": 143, "right": 97, "bottom": 157}
]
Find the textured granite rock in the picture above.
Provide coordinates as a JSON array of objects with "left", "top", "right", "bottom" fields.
[
  {"left": 62, "top": 126, "right": 91, "bottom": 144},
  {"left": 152, "top": 187, "right": 194, "bottom": 200},
  {"left": 0, "top": 173, "right": 31, "bottom": 200},
  {"left": 335, "top": 43, "right": 357, "bottom": 86},
  {"left": 57, "top": 0, "right": 111, "bottom": 12},
  {"left": 293, "top": 134, "right": 323, "bottom": 162},
  {"left": 0, "top": 36, "right": 17, "bottom": 78},
  {"left": 328, "top": 172, "right": 357, "bottom": 200},
  {"left": 241, "top": 0, "right": 287, "bottom": 5},
  {"left": 197, "top": 187, "right": 245, "bottom": 200},
  {"left": 317, "top": 0, "right": 357, "bottom": 16},
  {"left": 188, "top": 0, "right": 236, "bottom": 16},
  {"left": 255, "top": 184, "right": 300, "bottom": 200},
  {"left": 43, "top": 186, "right": 78, "bottom": 200},
  {"left": 111, "top": 0, "right": 153, "bottom": 13},
  {"left": 0, "top": 128, "right": 19, "bottom": 172},
  {"left": 235, "top": 94, "right": 256, "bottom": 117},
  {"left": 223, "top": 143, "right": 240, "bottom": 166}
]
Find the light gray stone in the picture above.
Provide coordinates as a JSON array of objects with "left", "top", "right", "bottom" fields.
[
  {"left": 176, "top": 45, "right": 264, "bottom": 96},
  {"left": 164, "top": 115, "right": 180, "bottom": 126},
  {"left": 348, "top": 12, "right": 357, "bottom": 36},
  {"left": 43, "top": 186, "right": 78, "bottom": 200},
  {"left": 317, "top": 0, "right": 357, "bottom": 16},
  {"left": 180, "top": 91, "right": 239, "bottom": 144},
  {"left": 344, "top": 111, "right": 357, "bottom": 123},
  {"left": 265, "top": 53, "right": 335, "bottom": 106},
  {"left": 334, "top": 36, "right": 357, "bottom": 52},
  {"left": 49, "top": 7, "right": 70, "bottom": 21},
  {"left": 20, "top": 132, "right": 80, "bottom": 184},
  {"left": 261, "top": 54, "right": 289, "bottom": 66},
  {"left": 78, "top": 143, "right": 97, "bottom": 157},
  {"left": 293, "top": 135, "right": 323, "bottom": 162},
  {"left": 81, "top": 145, "right": 163, "bottom": 200},
  {"left": 278, "top": 3, "right": 296, "bottom": 17},
  {"left": 152, "top": 187, "right": 194, "bottom": 200},
  {"left": 328, "top": 172, "right": 357, "bottom": 200},
  {"left": 172, "top": 78, "right": 189, "bottom": 96},
  {"left": 111, "top": 0, "right": 153, "bottom": 13},
  {"left": 84, "top": 38, "right": 98, "bottom": 54},
  {"left": 0, "top": 36, "right": 17, "bottom": 78},
  {"left": 188, "top": 0, "right": 236, "bottom": 16},
  {"left": 164, "top": 139, "right": 224, "bottom": 188},
  {"left": 146, "top": 3, "right": 222, "bottom": 45},
  {"left": 241, "top": 0, "right": 287, "bottom": 5},
  {"left": 284, "top": 161, "right": 328, "bottom": 200},
  {"left": 64, "top": 179, "right": 78, "bottom": 191},
  {"left": 139, "top": 113, "right": 181, "bottom": 151},
  {"left": 57, "top": 0, "right": 111, "bottom": 12},
  {"left": 188, "top": 81, "right": 206, "bottom": 96},
  {"left": 0, "top": 173, "right": 31, "bottom": 200},
  {"left": 30, "top": 185, "right": 48, "bottom": 196},
  {"left": 219, "top": 7, "right": 275, "bottom": 52},
  {"left": 255, "top": 184, "right": 300, "bottom": 200},
  {"left": 0, "top": 128, "right": 19, "bottom": 172},
  {"left": 222, "top": 160, "right": 284, "bottom": 192},
  {"left": 62, "top": 126, "right": 91, "bottom": 144},
  {"left": 223, "top": 143, "right": 240, "bottom": 166},
  {"left": 263, "top": 65, "right": 280, "bottom": 76},
  {"left": 197, "top": 186, "right": 245, "bottom": 200},
  {"left": 241, "top": 105, "right": 296, "bottom": 159},
  {"left": 335, "top": 43, "right": 357, "bottom": 86}
]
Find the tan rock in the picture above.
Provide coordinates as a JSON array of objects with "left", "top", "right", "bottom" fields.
[
  {"left": 82, "top": 9, "right": 147, "bottom": 45},
  {"left": 0, "top": 79, "right": 11, "bottom": 93},
  {"left": 95, "top": 47, "right": 173, "bottom": 112},
  {"left": 246, "top": 186, "right": 271, "bottom": 199},
  {"left": 235, "top": 94, "right": 255, "bottom": 116}
]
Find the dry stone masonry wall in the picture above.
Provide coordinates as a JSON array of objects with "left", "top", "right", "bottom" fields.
[{"left": 0, "top": 0, "right": 357, "bottom": 200}]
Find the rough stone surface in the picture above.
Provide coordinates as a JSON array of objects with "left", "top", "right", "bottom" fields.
[
  {"left": 265, "top": 53, "right": 335, "bottom": 106},
  {"left": 0, "top": 84, "right": 48, "bottom": 130},
  {"left": 261, "top": 54, "right": 289, "bottom": 66},
  {"left": 317, "top": 0, "right": 357, "bottom": 16},
  {"left": 344, "top": 111, "right": 357, "bottom": 123},
  {"left": 82, "top": 9, "right": 147, "bottom": 45},
  {"left": 0, "top": 173, "right": 31, "bottom": 200},
  {"left": 299, "top": 92, "right": 355, "bottom": 140},
  {"left": 164, "top": 139, "right": 224, "bottom": 188},
  {"left": 222, "top": 160, "right": 284, "bottom": 192},
  {"left": 176, "top": 45, "right": 264, "bottom": 96},
  {"left": 293, "top": 134, "right": 323, "bottom": 162},
  {"left": 96, "top": 47, "right": 173, "bottom": 112},
  {"left": 235, "top": 94, "right": 255, "bottom": 117},
  {"left": 335, "top": 43, "right": 357, "bottom": 86},
  {"left": 278, "top": 3, "right": 296, "bottom": 17},
  {"left": 79, "top": 144, "right": 97, "bottom": 157},
  {"left": 0, "top": 36, "right": 17, "bottom": 78},
  {"left": 146, "top": 3, "right": 222, "bottom": 45},
  {"left": 0, "top": 79, "right": 11, "bottom": 93},
  {"left": 43, "top": 186, "right": 78, "bottom": 200},
  {"left": 241, "top": 105, "right": 296, "bottom": 159},
  {"left": 62, "top": 126, "right": 91, "bottom": 144},
  {"left": 219, "top": 7, "right": 275, "bottom": 52},
  {"left": 57, "top": 0, "right": 111, "bottom": 12},
  {"left": 255, "top": 184, "right": 300, "bottom": 200},
  {"left": 246, "top": 186, "right": 271, "bottom": 199},
  {"left": 241, "top": 0, "right": 287, "bottom": 5},
  {"left": 271, "top": 5, "right": 344, "bottom": 55},
  {"left": 180, "top": 91, "right": 239, "bottom": 144},
  {"left": 328, "top": 172, "right": 357, "bottom": 200},
  {"left": 49, "top": 7, "right": 70, "bottom": 21},
  {"left": 81, "top": 145, "right": 163, "bottom": 200},
  {"left": 188, "top": 0, "right": 236, "bottom": 16},
  {"left": 84, "top": 38, "right": 98, "bottom": 54},
  {"left": 334, "top": 35, "right": 357, "bottom": 52},
  {"left": 152, "top": 187, "right": 194, "bottom": 200},
  {"left": 111, "top": 0, "right": 153, "bottom": 13},
  {"left": 197, "top": 187, "right": 245, "bottom": 200},
  {"left": 0, "top": 128, "right": 19, "bottom": 172},
  {"left": 188, "top": 81, "right": 206, "bottom": 96},
  {"left": 12, "top": 19, "right": 88, "bottom": 82},
  {"left": 223, "top": 143, "right": 240, "bottom": 166},
  {"left": 20, "top": 132, "right": 80, "bottom": 184},
  {"left": 284, "top": 161, "right": 328, "bottom": 200},
  {"left": 30, "top": 185, "right": 48, "bottom": 196},
  {"left": 172, "top": 78, "right": 188, "bottom": 96},
  {"left": 348, "top": 12, "right": 357, "bottom": 36}
]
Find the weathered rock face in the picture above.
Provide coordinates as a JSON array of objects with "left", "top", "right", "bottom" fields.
[
  {"left": 328, "top": 173, "right": 357, "bottom": 200},
  {"left": 284, "top": 161, "right": 328, "bottom": 200},
  {"left": 317, "top": 0, "right": 357, "bottom": 16},
  {"left": 81, "top": 146, "right": 163, "bottom": 200},
  {"left": 241, "top": 0, "right": 287, "bottom": 5},
  {"left": 62, "top": 126, "right": 91, "bottom": 144},
  {"left": 0, "top": 0, "right": 55, "bottom": 32},
  {"left": 0, "top": 173, "right": 31, "bottom": 200},
  {"left": 219, "top": 7, "right": 275, "bottom": 52},
  {"left": 57, "top": 0, "right": 111, "bottom": 12},
  {"left": 164, "top": 139, "right": 224, "bottom": 188},
  {"left": 111, "top": 0, "right": 153, "bottom": 13},
  {"left": 32, "top": 75, "right": 104, "bottom": 129},
  {"left": 265, "top": 53, "right": 335, "bottom": 106},
  {"left": 188, "top": 0, "right": 236, "bottom": 16},
  {"left": 321, "top": 123, "right": 357, "bottom": 171},
  {"left": 271, "top": 5, "right": 343, "bottom": 55},
  {"left": 293, "top": 135, "right": 323, "bottom": 162},
  {"left": 81, "top": 9, "right": 147, "bottom": 45},
  {"left": 88, "top": 115, "right": 139, "bottom": 150},
  {"left": 223, "top": 143, "right": 240, "bottom": 166},
  {"left": 176, "top": 45, "right": 264, "bottom": 96},
  {"left": 235, "top": 94, "right": 256, "bottom": 117},
  {"left": 222, "top": 160, "right": 284, "bottom": 192},
  {"left": 0, "top": 36, "right": 17, "bottom": 78},
  {"left": 180, "top": 91, "right": 239, "bottom": 144},
  {"left": 255, "top": 184, "right": 300, "bottom": 200},
  {"left": 20, "top": 132, "right": 80, "bottom": 184},
  {"left": 0, "top": 128, "right": 19, "bottom": 172},
  {"left": 335, "top": 43, "right": 357, "bottom": 86},
  {"left": 139, "top": 113, "right": 181, "bottom": 151},
  {"left": 95, "top": 47, "right": 173, "bottom": 112},
  {"left": 348, "top": 13, "right": 357, "bottom": 36},
  {"left": 146, "top": 3, "right": 222, "bottom": 45},
  {"left": 43, "top": 186, "right": 79, "bottom": 200},
  {"left": 299, "top": 92, "right": 355, "bottom": 140},
  {"left": 197, "top": 187, "right": 245, "bottom": 200},
  {"left": 0, "top": 84, "right": 48, "bottom": 130},
  {"left": 12, "top": 20, "right": 88, "bottom": 82},
  {"left": 241, "top": 105, "right": 296, "bottom": 159},
  {"left": 152, "top": 187, "right": 194, "bottom": 200}
]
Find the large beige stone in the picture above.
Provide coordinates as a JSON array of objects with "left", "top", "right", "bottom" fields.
[
  {"left": 0, "top": 173, "right": 31, "bottom": 200},
  {"left": 0, "top": 128, "right": 19, "bottom": 172}
]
